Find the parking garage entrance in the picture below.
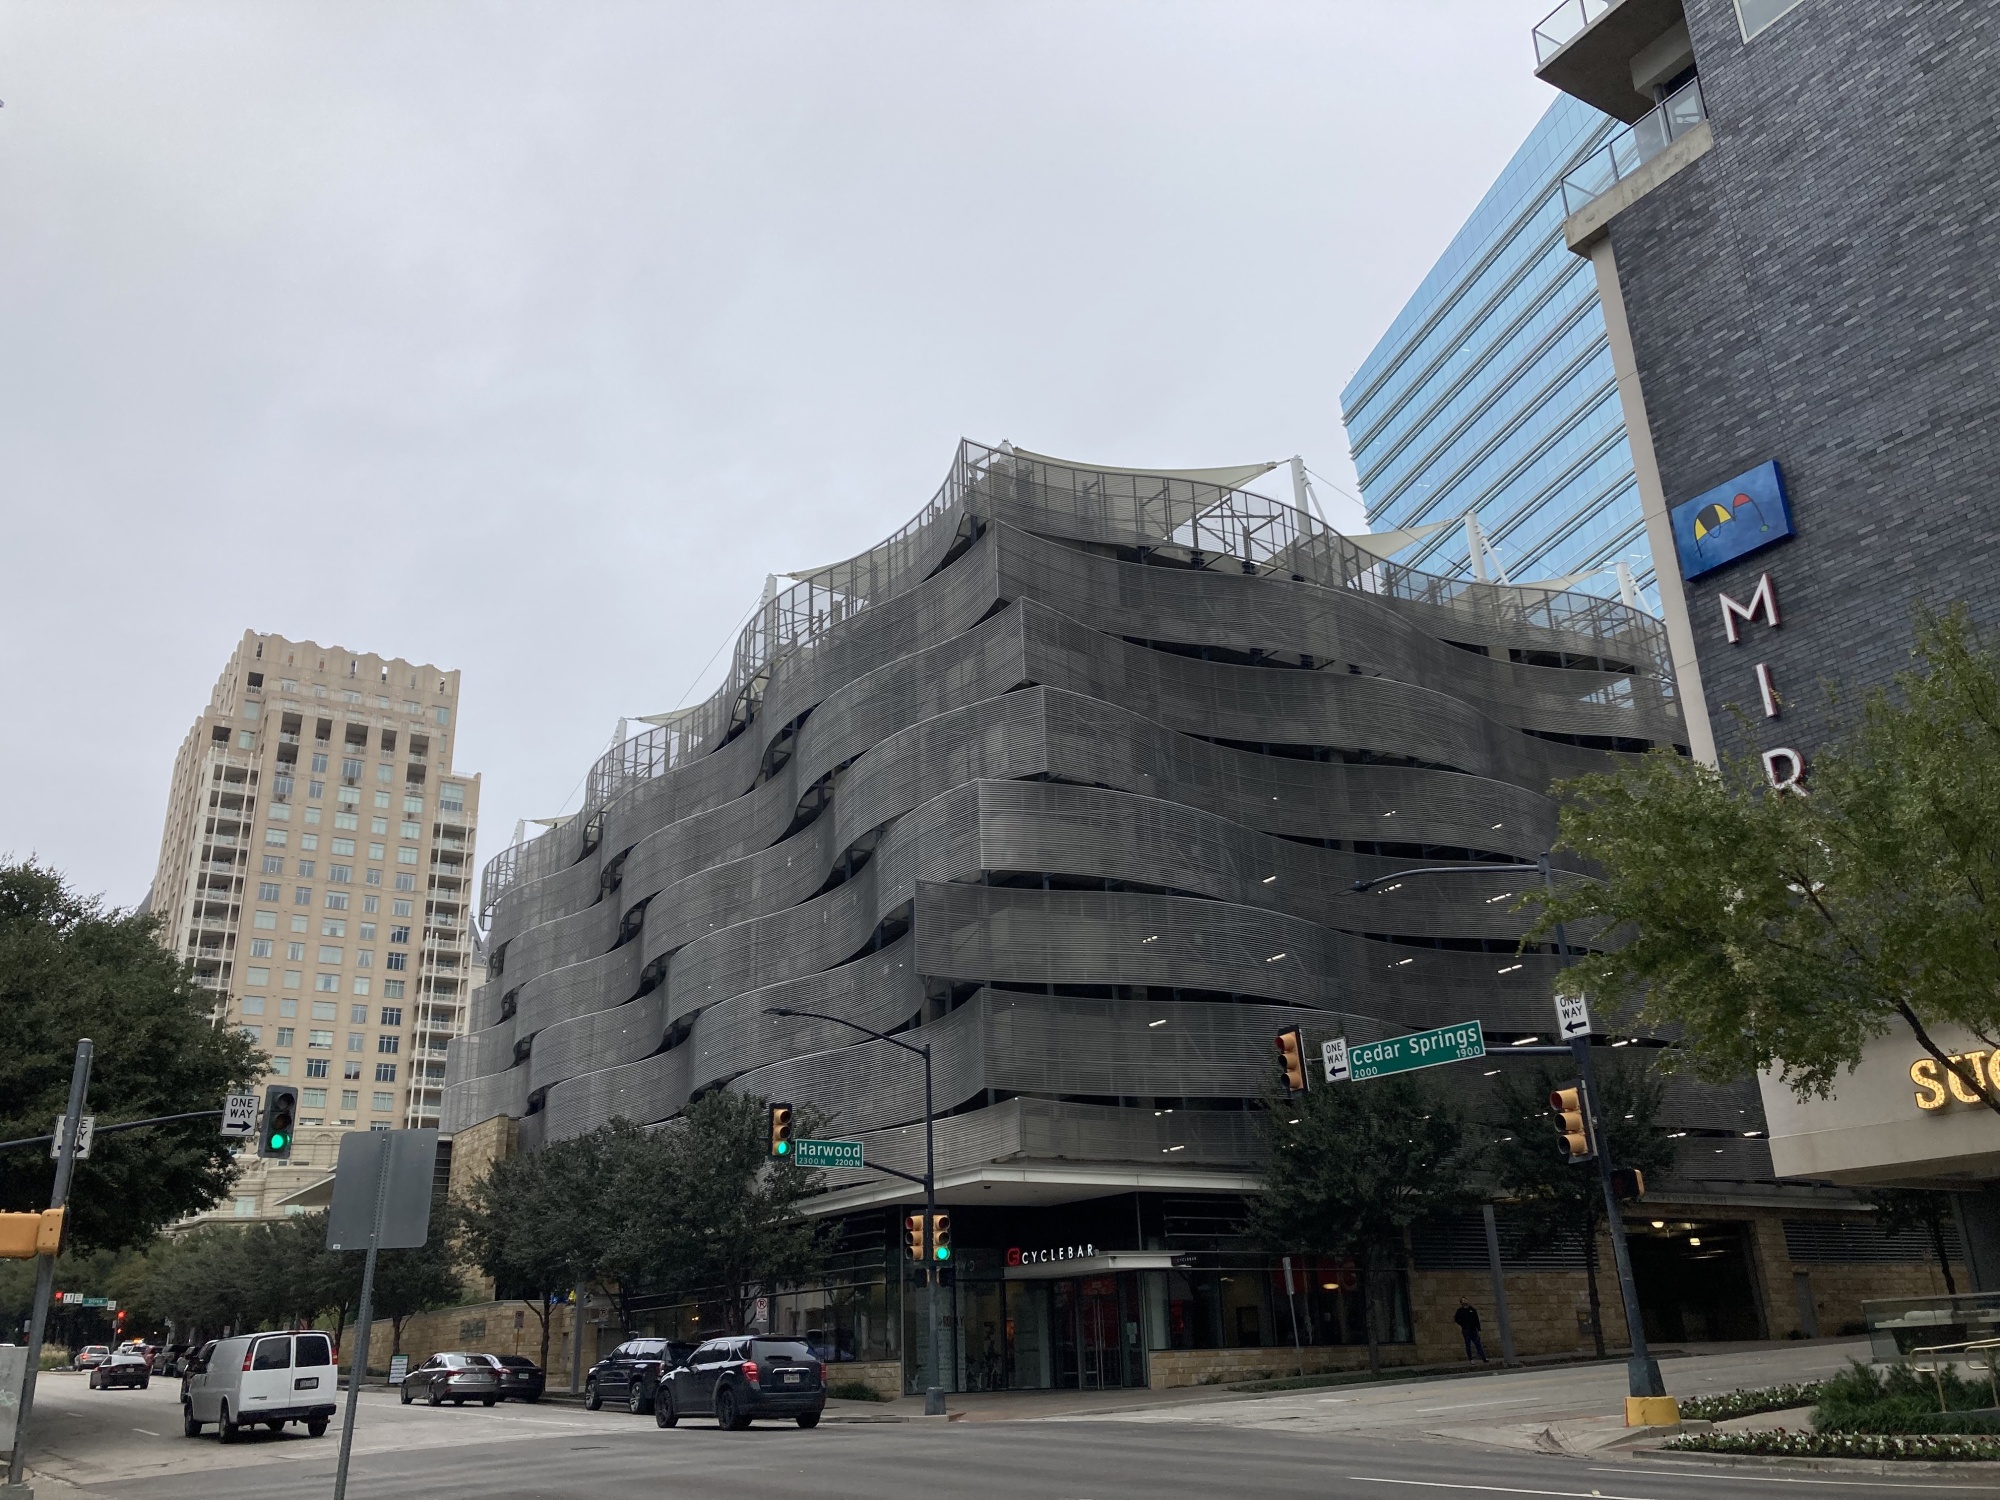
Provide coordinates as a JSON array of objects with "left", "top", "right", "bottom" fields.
[{"left": 1626, "top": 1218, "right": 1766, "bottom": 1341}]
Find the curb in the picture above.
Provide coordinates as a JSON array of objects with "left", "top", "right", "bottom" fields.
[{"left": 1638, "top": 1446, "right": 2000, "bottom": 1477}]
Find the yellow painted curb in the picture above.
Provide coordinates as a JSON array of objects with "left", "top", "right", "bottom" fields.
[{"left": 1626, "top": 1395, "right": 1680, "bottom": 1427}]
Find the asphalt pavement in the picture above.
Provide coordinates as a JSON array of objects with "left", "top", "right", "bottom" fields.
[{"left": 19, "top": 1342, "right": 2000, "bottom": 1500}]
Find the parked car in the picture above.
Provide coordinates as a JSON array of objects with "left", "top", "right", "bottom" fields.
[
  {"left": 74, "top": 1345, "right": 111, "bottom": 1370},
  {"left": 656, "top": 1337, "right": 825, "bottom": 1430},
  {"left": 90, "top": 1350, "right": 151, "bottom": 1390},
  {"left": 398, "top": 1352, "right": 502, "bottom": 1408},
  {"left": 182, "top": 1331, "right": 336, "bottom": 1441},
  {"left": 158, "top": 1344, "right": 194, "bottom": 1378},
  {"left": 584, "top": 1338, "right": 695, "bottom": 1414},
  {"left": 485, "top": 1354, "right": 545, "bottom": 1403}
]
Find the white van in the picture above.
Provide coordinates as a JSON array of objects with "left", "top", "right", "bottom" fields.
[{"left": 182, "top": 1331, "right": 337, "bottom": 1442}]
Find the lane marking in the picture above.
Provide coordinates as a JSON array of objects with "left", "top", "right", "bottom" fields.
[
  {"left": 132, "top": 1427, "right": 160, "bottom": 1436},
  {"left": 1348, "top": 1480, "right": 1662, "bottom": 1499},
  {"left": 1597, "top": 1464, "right": 2000, "bottom": 1492}
]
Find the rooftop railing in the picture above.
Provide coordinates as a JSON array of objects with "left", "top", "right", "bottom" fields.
[
  {"left": 1533, "top": 0, "right": 1616, "bottom": 64},
  {"left": 1559, "top": 77, "right": 1706, "bottom": 215}
]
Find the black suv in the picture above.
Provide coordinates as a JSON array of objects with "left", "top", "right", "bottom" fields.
[
  {"left": 656, "top": 1337, "right": 825, "bottom": 1430},
  {"left": 585, "top": 1338, "right": 695, "bottom": 1414}
]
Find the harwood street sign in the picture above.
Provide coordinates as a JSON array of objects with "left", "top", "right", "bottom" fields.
[
  {"left": 791, "top": 1139, "right": 864, "bottom": 1169},
  {"left": 1325, "top": 1021, "right": 1486, "bottom": 1083}
]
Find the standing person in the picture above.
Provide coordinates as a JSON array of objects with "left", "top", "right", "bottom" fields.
[{"left": 1453, "top": 1301, "right": 1487, "bottom": 1363}]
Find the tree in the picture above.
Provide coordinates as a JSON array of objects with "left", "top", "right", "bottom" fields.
[
  {"left": 0, "top": 861, "right": 264, "bottom": 1250},
  {"left": 1868, "top": 1188, "right": 1960, "bottom": 1295},
  {"left": 371, "top": 1230, "right": 466, "bottom": 1358},
  {"left": 647, "top": 1092, "right": 834, "bottom": 1335},
  {"left": 455, "top": 1134, "right": 604, "bottom": 1372},
  {"left": 1488, "top": 1059, "right": 1677, "bottom": 1357},
  {"left": 1532, "top": 609, "right": 2000, "bottom": 1115},
  {"left": 1247, "top": 1074, "right": 1478, "bottom": 1373}
]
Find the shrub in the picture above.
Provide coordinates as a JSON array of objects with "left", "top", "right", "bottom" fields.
[
  {"left": 1668, "top": 1429, "right": 2000, "bottom": 1461},
  {"left": 1814, "top": 1359, "right": 2000, "bottom": 1435},
  {"left": 1677, "top": 1382, "right": 1821, "bottom": 1422},
  {"left": 826, "top": 1380, "right": 887, "bottom": 1403}
]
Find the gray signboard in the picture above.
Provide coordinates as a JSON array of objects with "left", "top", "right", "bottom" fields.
[{"left": 326, "top": 1129, "right": 438, "bottom": 1251}]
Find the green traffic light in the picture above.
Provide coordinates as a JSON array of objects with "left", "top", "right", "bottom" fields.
[
  {"left": 270, "top": 1132, "right": 288, "bottom": 1152},
  {"left": 775, "top": 1140, "right": 789, "bottom": 1155},
  {"left": 935, "top": 1246, "right": 950, "bottom": 1261}
]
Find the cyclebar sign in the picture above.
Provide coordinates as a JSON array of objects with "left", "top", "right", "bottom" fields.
[{"left": 1007, "top": 1243, "right": 1098, "bottom": 1267}]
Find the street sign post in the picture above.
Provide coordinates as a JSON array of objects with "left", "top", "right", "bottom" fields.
[
  {"left": 220, "top": 1093, "right": 260, "bottom": 1137},
  {"left": 1329, "top": 1022, "right": 1486, "bottom": 1082},
  {"left": 791, "top": 1139, "right": 864, "bottom": 1169},
  {"left": 1555, "top": 993, "right": 1593, "bottom": 1040}
]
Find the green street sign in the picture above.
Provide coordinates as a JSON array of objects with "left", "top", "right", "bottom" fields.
[
  {"left": 1335, "top": 1021, "right": 1486, "bottom": 1082},
  {"left": 791, "top": 1139, "right": 863, "bottom": 1169}
]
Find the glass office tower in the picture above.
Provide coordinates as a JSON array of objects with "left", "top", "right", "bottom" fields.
[{"left": 1341, "top": 96, "right": 1656, "bottom": 612}]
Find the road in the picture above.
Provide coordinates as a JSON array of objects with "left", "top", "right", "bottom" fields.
[{"left": 20, "top": 1345, "right": 2000, "bottom": 1500}]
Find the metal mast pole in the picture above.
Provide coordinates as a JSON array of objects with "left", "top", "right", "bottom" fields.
[
  {"left": 922, "top": 1043, "right": 944, "bottom": 1416},
  {"left": 1540, "top": 854, "right": 1662, "bottom": 1400},
  {"left": 8, "top": 1039, "right": 92, "bottom": 1490}
]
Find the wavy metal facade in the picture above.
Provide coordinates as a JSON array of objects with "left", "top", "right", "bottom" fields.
[{"left": 446, "top": 441, "right": 1767, "bottom": 1202}]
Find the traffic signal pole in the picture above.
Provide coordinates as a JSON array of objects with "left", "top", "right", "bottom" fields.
[
  {"left": 764, "top": 1006, "right": 945, "bottom": 1415},
  {"left": 1540, "top": 855, "right": 1663, "bottom": 1401},
  {"left": 8, "top": 1038, "right": 92, "bottom": 1492}
]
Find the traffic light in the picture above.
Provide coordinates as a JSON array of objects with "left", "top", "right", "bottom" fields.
[
  {"left": 0, "top": 1208, "right": 65, "bottom": 1260},
  {"left": 1550, "top": 1084, "right": 1594, "bottom": 1162},
  {"left": 1275, "top": 1028, "right": 1308, "bottom": 1094},
  {"left": 929, "top": 1213, "right": 951, "bottom": 1262},
  {"left": 904, "top": 1213, "right": 926, "bottom": 1263},
  {"left": 768, "top": 1103, "right": 794, "bottom": 1158},
  {"left": 1611, "top": 1167, "right": 1647, "bottom": 1201},
  {"left": 259, "top": 1084, "right": 298, "bottom": 1160}
]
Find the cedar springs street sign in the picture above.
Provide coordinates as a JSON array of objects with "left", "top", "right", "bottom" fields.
[
  {"left": 1322, "top": 1021, "right": 1486, "bottom": 1083},
  {"left": 791, "top": 1139, "right": 864, "bottom": 1169}
]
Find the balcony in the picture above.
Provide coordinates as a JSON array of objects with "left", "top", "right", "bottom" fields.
[
  {"left": 1532, "top": 0, "right": 1688, "bottom": 122},
  {"left": 1560, "top": 77, "right": 1706, "bottom": 215}
]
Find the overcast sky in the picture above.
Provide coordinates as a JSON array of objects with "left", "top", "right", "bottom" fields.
[{"left": 1, "top": 2, "right": 1561, "bottom": 912}]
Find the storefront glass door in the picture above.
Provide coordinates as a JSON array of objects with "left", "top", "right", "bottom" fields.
[{"left": 1052, "top": 1275, "right": 1146, "bottom": 1388}]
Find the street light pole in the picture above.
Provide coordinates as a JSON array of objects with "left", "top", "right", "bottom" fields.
[
  {"left": 765, "top": 1007, "right": 946, "bottom": 1415},
  {"left": 1351, "top": 857, "right": 1664, "bottom": 1401}
]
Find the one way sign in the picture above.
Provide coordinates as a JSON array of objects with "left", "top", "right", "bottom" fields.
[{"left": 1554, "top": 993, "right": 1593, "bottom": 1040}]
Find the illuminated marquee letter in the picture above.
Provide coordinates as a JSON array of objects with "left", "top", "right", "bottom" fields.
[
  {"left": 1912, "top": 1058, "right": 1947, "bottom": 1110},
  {"left": 1761, "top": 747, "right": 1807, "bottom": 795},
  {"left": 1720, "top": 573, "right": 1780, "bottom": 644}
]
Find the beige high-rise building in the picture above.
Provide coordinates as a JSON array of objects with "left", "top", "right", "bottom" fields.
[{"left": 151, "top": 631, "right": 481, "bottom": 1221}]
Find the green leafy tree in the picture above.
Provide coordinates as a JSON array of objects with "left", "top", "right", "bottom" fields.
[
  {"left": 1532, "top": 609, "right": 2000, "bottom": 1113},
  {"left": 371, "top": 1229, "right": 466, "bottom": 1358},
  {"left": 1867, "top": 1188, "right": 1960, "bottom": 1294},
  {"left": 456, "top": 1133, "right": 609, "bottom": 1370},
  {"left": 1247, "top": 1074, "right": 1478, "bottom": 1373},
  {"left": 648, "top": 1092, "right": 835, "bottom": 1335},
  {"left": 1488, "top": 1059, "right": 1677, "bottom": 1356},
  {"left": 0, "top": 861, "right": 264, "bottom": 1250},
  {"left": 139, "top": 1226, "right": 261, "bottom": 1341}
]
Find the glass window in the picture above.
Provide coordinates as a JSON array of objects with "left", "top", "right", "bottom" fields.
[
  {"left": 313, "top": 1001, "right": 337, "bottom": 1020},
  {"left": 341, "top": 1090, "right": 359, "bottom": 1110},
  {"left": 395, "top": 875, "right": 416, "bottom": 891},
  {"left": 280, "top": 998, "right": 298, "bottom": 1017},
  {"left": 400, "top": 821, "right": 421, "bottom": 839},
  {"left": 252, "top": 1337, "right": 291, "bottom": 1371},
  {"left": 315, "top": 974, "right": 339, "bottom": 992},
  {"left": 300, "top": 833, "right": 318, "bottom": 850},
  {"left": 276, "top": 1027, "right": 296, "bottom": 1047},
  {"left": 440, "top": 783, "right": 466, "bottom": 813},
  {"left": 390, "top": 927, "right": 410, "bottom": 944},
  {"left": 352, "top": 977, "right": 371, "bottom": 995},
  {"left": 375, "top": 1062, "right": 397, "bottom": 1082},
  {"left": 322, "top": 918, "right": 347, "bottom": 937},
  {"left": 257, "top": 880, "right": 281, "bottom": 901},
  {"left": 296, "top": 1335, "right": 332, "bottom": 1368},
  {"left": 372, "top": 1091, "right": 395, "bottom": 1112},
  {"left": 306, "top": 1058, "right": 329, "bottom": 1078},
  {"left": 382, "top": 980, "right": 406, "bottom": 998},
  {"left": 363, "top": 895, "right": 380, "bottom": 913},
  {"left": 369, "top": 843, "right": 386, "bottom": 861},
  {"left": 377, "top": 764, "right": 394, "bottom": 784},
  {"left": 341, "top": 758, "right": 363, "bottom": 780},
  {"left": 403, "top": 796, "right": 424, "bottom": 816},
  {"left": 350, "top": 1004, "right": 369, "bottom": 1023},
  {"left": 249, "top": 939, "right": 273, "bottom": 957},
  {"left": 337, "top": 785, "right": 361, "bottom": 805},
  {"left": 329, "top": 864, "right": 352, "bottom": 883},
  {"left": 326, "top": 892, "right": 349, "bottom": 910},
  {"left": 317, "top": 946, "right": 342, "bottom": 965},
  {"left": 245, "top": 965, "right": 270, "bottom": 984},
  {"left": 434, "top": 707, "right": 450, "bottom": 725},
  {"left": 284, "top": 970, "right": 302, "bottom": 990},
  {"left": 264, "top": 829, "right": 288, "bottom": 847},
  {"left": 377, "top": 1036, "right": 400, "bottom": 1054},
  {"left": 254, "top": 909, "right": 278, "bottom": 929},
  {"left": 359, "top": 923, "right": 376, "bottom": 940},
  {"left": 302, "top": 1087, "right": 328, "bottom": 1107},
  {"left": 334, "top": 814, "right": 358, "bottom": 833},
  {"left": 365, "top": 867, "right": 382, "bottom": 886},
  {"left": 374, "top": 792, "right": 391, "bottom": 809},
  {"left": 309, "top": 778, "right": 325, "bottom": 798},
  {"left": 1736, "top": 0, "right": 1806, "bottom": 39},
  {"left": 239, "top": 1025, "right": 261, "bottom": 1043},
  {"left": 356, "top": 950, "right": 373, "bottom": 969},
  {"left": 303, "top": 806, "right": 320, "bottom": 825},
  {"left": 295, "top": 886, "right": 312, "bottom": 905},
  {"left": 380, "top": 1007, "right": 403, "bottom": 1027},
  {"left": 287, "top": 942, "right": 305, "bottom": 961},
  {"left": 310, "top": 754, "right": 328, "bottom": 774},
  {"left": 269, "top": 1055, "right": 291, "bottom": 1076},
  {"left": 344, "top": 1060, "right": 362, "bottom": 1079},
  {"left": 386, "top": 953, "right": 407, "bottom": 971},
  {"left": 297, "top": 860, "right": 315, "bottom": 877},
  {"left": 397, "top": 848, "right": 419, "bottom": 865},
  {"left": 371, "top": 817, "right": 388, "bottom": 835},
  {"left": 267, "top": 803, "right": 290, "bottom": 822},
  {"left": 308, "top": 1030, "right": 333, "bottom": 1049},
  {"left": 392, "top": 899, "right": 413, "bottom": 917},
  {"left": 241, "top": 996, "right": 265, "bottom": 1014}
]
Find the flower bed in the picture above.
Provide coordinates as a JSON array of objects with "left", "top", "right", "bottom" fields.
[
  {"left": 1676, "top": 1383, "right": 1821, "bottom": 1422},
  {"left": 1667, "top": 1429, "right": 2000, "bottom": 1461}
]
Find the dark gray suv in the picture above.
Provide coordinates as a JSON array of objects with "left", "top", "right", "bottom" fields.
[{"left": 656, "top": 1338, "right": 825, "bottom": 1430}]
